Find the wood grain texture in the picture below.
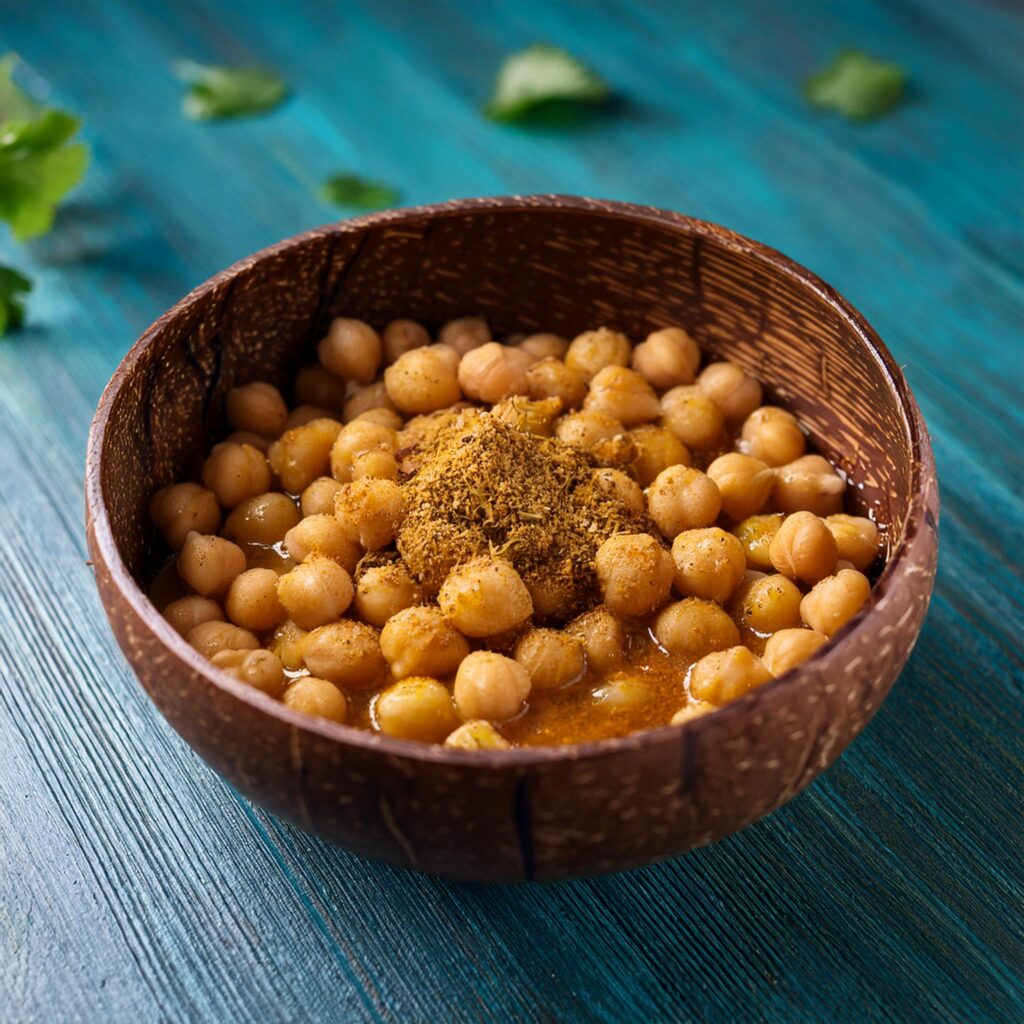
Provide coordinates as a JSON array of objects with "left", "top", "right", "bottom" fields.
[{"left": 0, "top": 0, "right": 1020, "bottom": 1021}]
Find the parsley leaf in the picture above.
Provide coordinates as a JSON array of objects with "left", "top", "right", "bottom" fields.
[
  {"left": 485, "top": 44, "right": 610, "bottom": 122},
  {"left": 0, "top": 264, "right": 32, "bottom": 336},
  {"left": 0, "top": 54, "right": 89, "bottom": 241},
  {"left": 174, "top": 60, "right": 288, "bottom": 121},
  {"left": 804, "top": 49, "right": 907, "bottom": 122},
  {"left": 319, "top": 173, "right": 400, "bottom": 211}
]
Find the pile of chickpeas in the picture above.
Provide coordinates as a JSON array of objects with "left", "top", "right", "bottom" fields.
[{"left": 149, "top": 315, "right": 881, "bottom": 748}]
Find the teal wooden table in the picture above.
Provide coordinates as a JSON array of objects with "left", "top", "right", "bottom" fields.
[{"left": 1, "top": 2, "right": 1021, "bottom": 1021}]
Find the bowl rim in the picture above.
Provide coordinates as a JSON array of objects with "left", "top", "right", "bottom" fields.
[{"left": 85, "top": 194, "right": 938, "bottom": 767}]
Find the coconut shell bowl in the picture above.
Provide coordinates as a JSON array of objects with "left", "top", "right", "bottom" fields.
[{"left": 85, "top": 195, "right": 938, "bottom": 882}]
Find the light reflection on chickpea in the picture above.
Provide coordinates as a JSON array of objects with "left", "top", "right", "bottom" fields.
[{"left": 330, "top": 420, "right": 398, "bottom": 483}]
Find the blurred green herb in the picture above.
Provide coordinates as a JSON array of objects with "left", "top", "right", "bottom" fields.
[
  {"left": 804, "top": 49, "right": 906, "bottom": 121},
  {"left": 174, "top": 60, "right": 288, "bottom": 121},
  {"left": 0, "top": 54, "right": 89, "bottom": 240},
  {"left": 485, "top": 44, "right": 609, "bottom": 122},
  {"left": 0, "top": 265, "right": 31, "bottom": 336},
  {"left": 319, "top": 173, "right": 400, "bottom": 211}
]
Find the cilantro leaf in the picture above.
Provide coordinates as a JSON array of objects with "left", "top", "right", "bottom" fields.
[
  {"left": 319, "top": 173, "right": 400, "bottom": 211},
  {"left": 485, "top": 44, "right": 610, "bottom": 122},
  {"left": 0, "top": 264, "right": 32, "bottom": 336},
  {"left": 174, "top": 60, "right": 289, "bottom": 121},
  {"left": 0, "top": 54, "right": 89, "bottom": 241},
  {"left": 804, "top": 49, "right": 907, "bottom": 122}
]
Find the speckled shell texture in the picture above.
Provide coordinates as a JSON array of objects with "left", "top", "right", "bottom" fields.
[{"left": 85, "top": 196, "right": 938, "bottom": 882}]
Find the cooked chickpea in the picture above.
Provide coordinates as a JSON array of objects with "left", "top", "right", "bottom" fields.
[
  {"left": 302, "top": 620, "right": 385, "bottom": 688},
  {"left": 243, "top": 548, "right": 296, "bottom": 575},
  {"left": 595, "top": 533, "right": 674, "bottom": 617},
  {"left": 150, "top": 483, "right": 221, "bottom": 549},
  {"left": 706, "top": 453, "right": 775, "bottom": 521},
  {"left": 342, "top": 381, "right": 397, "bottom": 423},
  {"left": 335, "top": 478, "right": 405, "bottom": 550},
  {"left": 384, "top": 346, "right": 462, "bottom": 413},
  {"left": 631, "top": 326, "right": 700, "bottom": 388},
  {"left": 773, "top": 455, "right": 846, "bottom": 516},
  {"left": 697, "top": 362, "right": 763, "bottom": 424},
  {"left": 177, "top": 531, "right": 246, "bottom": 596},
  {"left": 428, "top": 342, "right": 462, "bottom": 372},
  {"left": 457, "top": 342, "right": 533, "bottom": 403},
  {"left": 565, "top": 608, "right": 627, "bottom": 673},
  {"left": 445, "top": 720, "right": 511, "bottom": 750},
  {"left": 284, "top": 404, "right": 336, "bottom": 430},
  {"left": 519, "top": 332, "right": 568, "bottom": 362},
  {"left": 733, "top": 513, "right": 784, "bottom": 570},
  {"left": 630, "top": 425, "right": 691, "bottom": 487},
  {"left": 376, "top": 678, "right": 458, "bottom": 741},
  {"left": 652, "top": 598, "right": 740, "bottom": 660},
  {"left": 732, "top": 573, "right": 803, "bottom": 634},
  {"left": 660, "top": 385, "right": 724, "bottom": 451},
  {"left": 437, "top": 556, "right": 533, "bottom": 637},
  {"left": 762, "top": 627, "right": 829, "bottom": 676},
  {"left": 226, "top": 381, "right": 288, "bottom": 436},
  {"left": 825, "top": 514, "right": 880, "bottom": 571},
  {"left": 769, "top": 511, "right": 838, "bottom": 583},
  {"left": 555, "top": 410, "right": 627, "bottom": 453},
  {"left": 379, "top": 605, "right": 469, "bottom": 678},
  {"left": 200, "top": 442, "right": 272, "bottom": 509},
  {"left": 353, "top": 407, "right": 403, "bottom": 430},
  {"left": 225, "top": 568, "right": 286, "bottom": 632},
  {"left": 524, "top": 574, "right": 578, "bottom": 623},
  {"left": 565, "top": 327, "right": 631, "bottom": 382},
  {"left": 223, "top": 492, "right": 300, "bottom": 547},
  {"left": 592, "top": 675, "right": 649, "bottom": 710},
  {"left": 438, "top": 316, "right": 490, "bottom": 355},
  {"left": 162, "top": 595, "right": 223, "bottom": 637},
  {"left": 267, "top": 620, "right": 308, "bottom": 670},
  {"left": 670, "top": 702, "right": 715, "bottom": 725},
  {"left": 186, "top": 620, "right": 259, "bottom": 658},
  {"left": 382, "top": 318, "right": 431, "bottom": 364},
  {"left": 276, "top": 557, "right": 354, "bottom": 630},
  {"left": 354, "top": 563, "right": 423, "bottom": 626},
  {"left": 800, "top": 568, "right": 871, "bottom": 637},
  {"left": 454, "top": 652, "right": 531, "bottom": 722},
  {"left": 739, "top": 406, "right": 806, "bottom": 466},
  {"left": 317, "top": 317, "right": 382, "bottom": 384},
  {"left": 294, "top": 365, "right": 349, "bottom": 414},
  {"left": 671, "top": 528, "right": 747, "bottom": 604},
  {"left": 329, "top": 420, "right": 398, "bottom": 483},
  {"left": 513, "top": 629, "right": 585, "bottom": 690},
  {"left": 211, "top": 648, "right": 285, "bottom": 697},
  {"left": 584, "top": 366, "right": 661, "bottom": 426},
  {"left": 351, "top": 448, "right": 399, "bottom": 481},
  {"left": 268, "top": 418, "right": 343, "bottom": 494},
  {"left": 689, "top": 646, "right": 772, "bottom": 705},
  {"left": 226, "top": 431, "right": 272, "bottom": 452},
  {"left": 283, "top": 676, "right": 348, "bottom": 723},
  {"left": 592, "top": 468, "right": 644, "bottom": 515},
  {"left": 526, "top": 357, "right": 587, "bottom": 409},
  {"left": 646, "top": 466, "right": 721, "bottom": 540},
  {"left": 282, "top": 515, "right": 360, "bottom": 573},
  {"left": 300, "top": 476, "right": 344, "bottom": 517}
]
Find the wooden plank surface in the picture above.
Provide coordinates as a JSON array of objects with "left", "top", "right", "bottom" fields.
[{"left": 0, "top": 1, "right": 1021, "bottom": 1021}]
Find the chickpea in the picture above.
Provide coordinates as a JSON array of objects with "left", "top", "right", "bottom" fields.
[
  {"left": 660, "top": 386, "right": 724, "bottom": 452},
  {"left": 317, "top": 317, "right": 382, "bottom": 384},
  {"left": 226, "top": 431, "right": 272, "bottom": 452},
  {"left": 211, "top": 648, "right": 285, "bottom": 697},
  {"left": 351, "top": 448, "right": 399, "bottom": 481},
  {"left": 555, "top": 410, "right": 626, "bottom": 452},
  {"left": 294, "top": 365, "right": 349, "bottom": 414},
  {"left": 566, "top": 608, "right": 627, "bottom": 673},
  {"left": 762, "top": 627, "right": 829, "bottom": 676},
  {"left": 584, "top": 366, "right": 660, "bottom": 427},
  {"left": 631, "top": 326, "right": 701, "bottom": 388},
  {"left": 773, "top": 455, "right": 846, "bottom": 517},
  {"left": 454, "top": 651, "right": 531, "bottom": 722},
  {"left": 445, "top": 720, "right": 511, "bottom": 750},
  {"left": 335, "top": 478, "right": 406, "bottom": 550},
  {"left": 740, "top": 406, "right": 806, "bottom": 466},
  {"left": 149, "top": 559, "right": 188, "bottom": 609},
  {"left": 429, "top": 342, "right": 462, "bottom": 372},
  {"left": 697, "top": 362, "right": 763, "bottom": 424},
  {"left": 177, "top": 531, "right": 246, "bottom": 596},
  {"left": 706, "top": 453, "right": 775, "bottom": 521},
  {"left": 354, "top": 407, "right": 404, "bottom": 430},
  {"left": 268, "top": 418, "right": 343, "bottom": 494},
  {"left": 630, "top": 425, "right": 691, "bottom": 487},
  {"left": 330, "top": 420, "right": 398, "bottom": 483},
  {"left": 519, "top": 333, "right": 568, "bottom": 362},
  {"left": 282, "top": 516, "right": 359, "bottom": 573},
  {"left": 275, "top": 557, "right": 354, "bottom": 630},
  {"left": 526, "top": 357, "right": 587, "bottom": 409},
  {"left": 733, "top": 513, "right": 784, "bottom": 570},
  {"left": 150, "top": 483, "right": 221, "bottom": 549},
  {"left": 379, "top": 605, "right": 469, "bottom": 678},
  {"left": 384, "top": 346, "right": 462, "bottom": 413},
  {"left": 437, "top": 556, "right": 533, "bottom": 637},
  {"left": 565, "top": 327, "right": 632, "bottom": 382},
  {"left": 592, "top": 468, "right": 644, "bottom": 515},
  {"left": 284, "top": 404, "right": 336, "bottom": 430},
  {"left": 652, "top": 598, "right": 740, "bottom": 660},
  {"left": 162, "top": 595, "right": 223, "bottom": 637},
  {"left": 223, "top": 492, "right": 301, "bottom": 547},
  {"left": 513, "top": 629, "right": 585, "bottom": 690},
  {"left": 268, "top": 620, "right": 308, "bottom": 671},
  {"left": 186, "top": 620, "right": 259, "bottom": 658},
  {"left": 226, "top": 381, "right": 288, "bottom": 436},
  {"left": 244, "top": 548, "right": 297, "bottom": 575},
  {"left": 646, "top": 466, "right": 721, "bottom": 540},
  {"left": 300, "top": 476, "right": 344, "bottom": 517},
  {"left": 283, "top": 676, "right": 348, "bottom": 723},
  {"left": 524, "top": 574, "right": 578, "bottom": 623},
  {"left": 302, "top": 620, "right": 385, "bottom": 688},
  {"left": 825, "top": 514, "right": 880, "bottom": 571},
  {"left": 592, "top": 676, "right": 648, "bottom": 710},
  {"left": 689, "top": 646, "right": 772, "bottom": 705},
  {"left": 376, "top": 678, "right": 458, "bottom": 742},
  {"left": 456, "top": 342, "right": 531, "bottom": 403},
  {"left": 769, "top": 511, "right": 838, "bottom": 583},
  {"left": 199, "top": 442, "right": 271, "bottom": 509},
  {"left": 670, "top": 528, "right": 746, "bottom": 604},
  {"left": 670, "top": 702, "right": 715, "bottom": 725},
  {"left": 354, "top": 563, "right": 422, "bottom": 626},
  {"left": 438, "top": 316, "right": 490, "bottom": 355},
  {"left": 732, "top": 573, "right": 803, "bottom": 634},
  {"left": 595, "top": 533, "right": 674, "bottom": 617},
  {"left": 342, "top": 381, "right": 397, "bottom": 423},
  {"left": 800, "top": 568, "right": 871, "bottom": 637},
  {"left": 225, "top": 567, "right": 286, "bottom": 632},
  {"left": 383, "top": 318, "right": 430, "bottom": 364}
]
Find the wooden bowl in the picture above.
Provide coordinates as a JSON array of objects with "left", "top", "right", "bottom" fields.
[{"left": 85, "top": 196, "right": 938, "bottom": 882}]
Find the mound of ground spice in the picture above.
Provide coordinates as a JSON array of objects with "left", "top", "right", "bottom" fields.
[{"left": 396, "top": 410, "right": 652, "bottom": 620}]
